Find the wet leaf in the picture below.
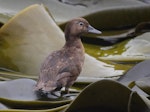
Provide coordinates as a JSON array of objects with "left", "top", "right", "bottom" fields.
[
  {"left": 118, "top": 60, "right": 150, "bottom": 83},
  {"left": 0, "top": 4, "right": 65, "bottom": 75},
  {"left": 0, "top": 78, "right": 38, "bottom": 100},
  {"left": 0, "top": 104, "right": 68, "bottom": 112},
  {"left": 99, "top": 32, "right": 150, "bottom": 62},
  {"left": 0, "top": 78, "right": 71, "bottom": 101},
  {"left": 0, "top": 79, "right": 71, "bottom": 110},
  {"left": 83, "top": 5, "right": 150, "bottom": 30},
  {"left": 0, "top": 103, "right": 7, "bottom": 110},
  {"left": 139, "top": 0, "right": 150, "bottom": 4},
  {"left": 117, "top": 60, "right": 150, "bottom": 97},
  {"left": 1, "top": 0, "right": 150, "bottom": 26},
  {"left": 0, "top": 14, "right": 11, "bottom": 25},
  {"left": 82, "top": 21, "right": 150, "bottom": 46},
  {"left": 64, "top": 80, "right": 149, "bottom": 112},
  {"left": 128, "top": 91, "right": 150, "bottom": 112},
  {"left": 0, "top": 68, "right": 37, "bottom": 81},
  {"left": 140, "top": 95, "right": 150, "bottom": 108},
  {"left": 0, "top": 97, "right": 70, "bottom": 110},
  {"left": 135, "top": 77, "right": 150, "bottom": 95}
]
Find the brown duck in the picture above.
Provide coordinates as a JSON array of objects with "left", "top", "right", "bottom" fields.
[{"left": 35, "top": 18, "right": 101, "bottom": 95}]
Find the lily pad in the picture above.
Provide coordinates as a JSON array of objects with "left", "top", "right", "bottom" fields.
[{"left": 64, "top": 80, "right": 149, "bottom": 112}]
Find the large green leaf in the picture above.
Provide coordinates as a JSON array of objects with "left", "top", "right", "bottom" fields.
[
  {"left": 65, "top": 80, "right": 150, "bottom": 112},
  {"left": 1, "top": 0, "right": 150, "bottom": 26},
  {"left": 0, "top": 4, "right": 65, "bottom": 75}
]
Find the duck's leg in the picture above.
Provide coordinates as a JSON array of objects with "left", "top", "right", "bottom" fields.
[
  {"left": 63, "top": 76, "right": 77, "bottom": 95},
  {"left": 65, "top": 87, "right": 69, "bottom": 94},
  {"left": 57, "top": 72, "right": 77, "bottom": 95},
  {"left": 61, "top": 87, "right": 69, "bottom": 96}
]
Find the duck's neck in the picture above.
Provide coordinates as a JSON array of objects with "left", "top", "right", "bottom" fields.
[{"left": 64, "top": 36, "right": 83, "bottom": 49}]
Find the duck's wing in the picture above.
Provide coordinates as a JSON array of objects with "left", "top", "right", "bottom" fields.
[
  {"left": 39, "top": 50, "right": 65, "bottom": 81},
  {"left": 36, "top": 49, "right": 82, "bottom": 92},
  {"left": 35, "top": 50, "right": 64, "bottom": 91}
]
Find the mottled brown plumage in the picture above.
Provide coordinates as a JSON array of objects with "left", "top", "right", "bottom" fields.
[{"left": 35, "top": 18, "right": 101, "bottom": 95}]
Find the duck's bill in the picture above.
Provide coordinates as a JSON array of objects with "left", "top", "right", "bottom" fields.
[{"left": 88, "top": 25, "right": 102, "bottom": 34}]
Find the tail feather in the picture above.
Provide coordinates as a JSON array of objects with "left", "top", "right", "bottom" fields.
[
  {"left": 34, "top": 81, "right": 45, "bottom": 91},
  {"left": 34, "top": 81, "right": 61, "bottom": 98},
  {"left": 34, "top": 80, "right": 58, "bottom": 93}
]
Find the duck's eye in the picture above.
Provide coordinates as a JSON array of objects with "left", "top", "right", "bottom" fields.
[{"left": 79, "top": 22, "right": 84, "bottom": 26}]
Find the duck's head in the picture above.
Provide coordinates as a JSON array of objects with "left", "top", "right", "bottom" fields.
[{"left": 65, "top": 18, "right": 101, "bottom": 41}]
